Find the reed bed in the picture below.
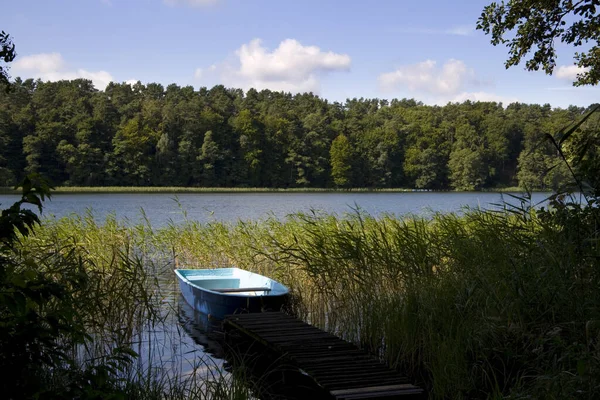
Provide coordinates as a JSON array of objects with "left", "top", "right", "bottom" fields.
[
  {"left": 13, "top": 211, "right": 260, "bottom": 400},
  {"left": 0, "top": 186, "right": 427, "bottom": 194},
  {"left": 21, "top": 201, "right": 600, "bottom": 399}
]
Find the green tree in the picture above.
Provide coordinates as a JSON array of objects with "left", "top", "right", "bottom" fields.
[
  {"left": 199, "top": 130, "right": 222, "bottom": 186},
  {"left": 402, "top": 109, "right": 450, "bottom": 190},
  {"left": 478, "top": 0, "right": 600, "bottom": 85},
  {"left": 109, "top": 116, "right": 159, "bottom": 185},
  {"left": 448, "top": 124, "right": 488, "bottom": 190},
  {"left": 330, "top": 134, "right": 353, "bottom": 187},
  {"left": 516, "top": 107, "right": 573, "bottom": 190},
  {"left": 232, "top": 109, "right": 265, "bottom": 186}
]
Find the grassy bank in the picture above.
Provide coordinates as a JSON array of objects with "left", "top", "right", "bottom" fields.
[
  {"left": 0, "top": 186, "right": 542, "bottom": 194},
  {"left": 0, "top": 186, "right": 439, "bottom": 194},
  {"left": 14, "top": 196, "right": 597, "bottom": 399}
]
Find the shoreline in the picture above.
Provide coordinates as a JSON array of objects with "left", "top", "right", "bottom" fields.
[{"left": 0, "top": 186, "right": 538, "bottom": 194}]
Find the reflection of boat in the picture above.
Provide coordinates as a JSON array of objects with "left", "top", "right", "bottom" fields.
[
  {"left": 177, "top": 294, "right": 226, "bottom": 360},
  {"left": 175, "top": 268, "right": 289, "bottom": 319}
]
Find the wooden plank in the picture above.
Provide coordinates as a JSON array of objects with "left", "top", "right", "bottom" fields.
[
  {"left": 279, "top": 337, "right": 351, "bottom": 345},
  {"left": 235, "top": 316, "right": 309, "bottom": 322},
  {"left": 287, "top": 352, "right": 366, "bottom": 361},
  {"left": 228, "top": 312, "right": 296, "bottom": 321},
  {"left": 304, "top": 364, "right": 390, "bottom": 373},
  {"left": 232, "top": 320, "right": 307, "bottom": 328},
  {"left": 259, "top": 332, "right": 337, "bottom": 342},
  {"left": 256, "top": 327, "right": 333, "bottom": 335},
  {"left": 330, "top": 384, "right": 422, "bottom": 398},
  {"left": 249, "top": 325, "right": 323, "bottom": 333},
  {"left": 325, "top": 381, "right": 410, "bottom": 393},
  {"left": 316, "top": 371, "right": 404, "bottom": 381},
  {"left": 310, "top": 366, "right": 400, "bottom": 375},
  {"left": 285, "top": 348, "right": 362, "bottom": 356},
  {"left": 317, "top": 370, "right": 405, "bottom": 381},
  {"left": 316, "top": 376, "right": 404, "bottom": 387},
  {"left": 292, "top": 356, "right": 374, "bottom": 366},
  {"left": 324, "top": 378, "right": 411, "bottom": 391}
]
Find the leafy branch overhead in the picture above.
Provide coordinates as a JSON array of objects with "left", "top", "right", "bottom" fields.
[
  {"left": 0, "top": 31, "right": 16, "bottom": 87},
  {"left": 477, "top": 0, "right": 600, "bottom": 85},
  {"left": 0, "top": 174, "right": 53, "bottom": 248}
]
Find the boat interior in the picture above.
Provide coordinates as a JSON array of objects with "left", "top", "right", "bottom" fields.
[{"left": 177, "top": 268, "right": 288, "bottom": 296}]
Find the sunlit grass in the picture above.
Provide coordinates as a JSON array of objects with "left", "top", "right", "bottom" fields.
[
  {"left": 0, "top": 186, "right": 540, "bottom": 194},
  {"left": 22, "top": 201, "right": 600, "bottom": 399},
  {"left": 1, "top": 186, "right": 423, "bottom": 194},
  {"left": 17, "top": 211, "right": 259, "bottom": 400},
  {"left": 150, "top": 206, "right": 600, "bottom": 398}
]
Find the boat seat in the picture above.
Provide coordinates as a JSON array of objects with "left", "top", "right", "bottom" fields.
[{"left": 211, "top": 287, "right": 272, "bottom": 293}]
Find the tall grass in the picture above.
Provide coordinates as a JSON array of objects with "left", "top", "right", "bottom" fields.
[
  {"left": 148, "top": 204, "right": 598, "bottom": 399},
  {"left": 22, "top": 199, "right": 600, "bottom": 399},
  {"left": 0, "top": 186, "right": 540, "bottom": 194},
  {"left": 0, "top": 186, "right": 426, "bottom": 194},
  {"left": 14, "top": 210, "right": 259, "bottom": 400}
]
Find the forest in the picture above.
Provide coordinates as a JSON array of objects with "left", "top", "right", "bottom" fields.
[{"left": 1, "top": 78, "right": 597, "bottom": 190}]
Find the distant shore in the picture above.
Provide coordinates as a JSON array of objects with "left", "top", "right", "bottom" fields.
[{"left": 0, "top": 186, "right": 537, "bottom": 194}]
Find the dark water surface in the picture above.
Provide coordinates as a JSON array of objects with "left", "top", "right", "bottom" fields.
[{"left": 0, "top": 191, "right": 550, "bottom": 227}]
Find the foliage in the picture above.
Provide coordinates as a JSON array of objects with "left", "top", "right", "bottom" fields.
[
  {"left": 0, "top": 30, "right": 15, "bottom": 87},
  {"left": 477, "top": 0, "right": 600, "bottom": 85},
  {"left": 0, "top": 79, "right": 594, "bottom": 190},
  {"left": 0, "top": 177, "right": 159, "bottom": 399},
  {"left": 329, "top": 134, "right": 353, "bottom": 187}
]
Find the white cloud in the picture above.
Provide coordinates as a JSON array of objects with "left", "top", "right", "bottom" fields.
[
  {"left": 164, "top": 0, "right": 219, "bottom": 7},
  {"left": 195, "top": 38, "right": 351, "bottom": 93},
  {"left": 547, "top": 86, "right": 599, "bottom": 91},
  {"left": 194, "top": 64, "right": 216, "bottom": 79},
  {"left": 378, "top": 59, "right": 514, "bottom": 105},
  {"left": 391, "top": 25, "right": 473, "bottom": 36},
  {"left": 124, "top": 79, "right": 139, "bottom": 86},
  {"left": 379, "top": 59, "right": 478, "bottom": 95},
  {"left": 12, "top": 52, "right": 114, "bottom": 89},
  {"left": 554, "top": 64, "right": 589, "bottom": 80},
  {"left": 13, "top": 52, "right": 65, "bottom": 73},
  {"left": 445, "top": 25, "right": 473, "bottom": 36},
  {"left": 450, "top": 91, "right": 519, "bottom": 105}
]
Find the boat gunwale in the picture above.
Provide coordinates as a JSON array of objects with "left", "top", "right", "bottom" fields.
[{"left": 174, "top": 268, "right": 289, "bottom": 298}]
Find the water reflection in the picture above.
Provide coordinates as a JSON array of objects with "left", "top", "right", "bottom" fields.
[{"left": 176, "top": 295, "right": 227, "bottom": 362}]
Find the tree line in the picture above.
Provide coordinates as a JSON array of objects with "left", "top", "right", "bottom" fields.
[{"left": 0, "top": 78, "right": 597, "bottom": 190}]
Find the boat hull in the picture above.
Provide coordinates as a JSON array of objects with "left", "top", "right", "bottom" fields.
[{"left": 175, "top": 268, "right": 289, "bottom": 319}]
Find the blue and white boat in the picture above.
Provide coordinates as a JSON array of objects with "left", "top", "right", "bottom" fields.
[{"left": 175, "top": 268, "right": 289, "bottom": 319}]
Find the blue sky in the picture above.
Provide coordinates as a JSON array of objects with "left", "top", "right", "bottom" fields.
[{"left": 4, "top": 0, "right": 599, "bottom": 108}]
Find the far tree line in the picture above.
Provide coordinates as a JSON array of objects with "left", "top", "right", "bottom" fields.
[{"left": 0, "top": 78, "right": 597, "bottom": 190}]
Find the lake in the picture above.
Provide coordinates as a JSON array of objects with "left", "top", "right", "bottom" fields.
[{"left": 0, "top": 191, "right": 550, "bottom": 227}]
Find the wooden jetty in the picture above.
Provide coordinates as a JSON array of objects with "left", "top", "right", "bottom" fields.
[{"left": 224, "top": 312, "right": 423, "bottom": 399}]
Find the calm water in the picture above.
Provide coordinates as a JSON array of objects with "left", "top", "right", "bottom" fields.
[{"left": 0, "top": 191, "right": 550, "bottom": 227}]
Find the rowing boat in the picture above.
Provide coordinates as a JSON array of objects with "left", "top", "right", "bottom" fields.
[{"left": 175, "top": 268, "right": 289, "bottom": 319}]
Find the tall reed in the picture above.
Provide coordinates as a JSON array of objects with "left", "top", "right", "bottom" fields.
[
  {"left": 26, "top": 200, "right": 600, "bottom": 399},
  {"left": 16, "top": 210, "right": 259, "bottom": 399},
  {"left": 149, "top": 205, "right": 599, "bottom": 399}
]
